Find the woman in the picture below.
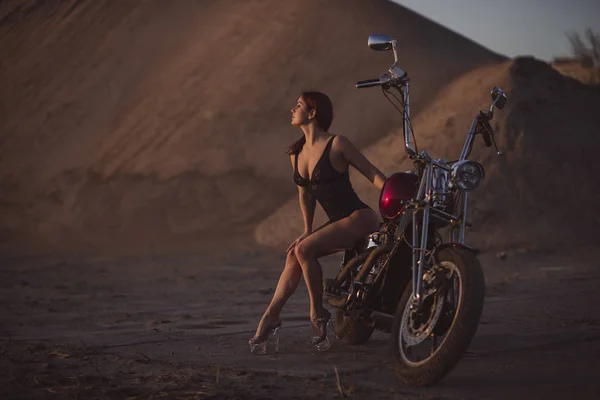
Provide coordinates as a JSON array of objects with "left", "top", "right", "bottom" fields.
[{"left": 249, "top": 91, "right": 387, "bottom": 354}]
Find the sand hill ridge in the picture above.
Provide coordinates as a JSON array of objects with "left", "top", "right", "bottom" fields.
[{"left": 3, "top": 0, "right": 597, "bottom": 256}]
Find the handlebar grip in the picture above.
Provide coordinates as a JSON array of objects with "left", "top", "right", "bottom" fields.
[
  {"left": 481, "top": 130, "right": 492, "bottom": 147},
  {"left": 481, "top": 121, "right": 493, "bottom": 147},
  {"left": 356, "top": 79, "right": 381, "bottom": 89}
]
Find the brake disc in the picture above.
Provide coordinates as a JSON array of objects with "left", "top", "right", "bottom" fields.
[{"left": 400, "top": 279, "right": 445, "bottom": 346}]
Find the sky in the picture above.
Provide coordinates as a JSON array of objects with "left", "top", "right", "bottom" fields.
[{"left": 391, "top": 0, "right": 600, "bottom": 62}]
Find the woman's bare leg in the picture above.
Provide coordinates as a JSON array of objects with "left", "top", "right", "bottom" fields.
[
  {"left": 263, "top": 251, "right": 303, "bottom": 318},
  {"left": 250, "top": 251, "right": 303, "bottom": 341},
  {"left": 260, "top": 221, "right": 332, "bottom": 321},
  {"left": 295, "top": 209, "right": 380, "bottom": 321}
]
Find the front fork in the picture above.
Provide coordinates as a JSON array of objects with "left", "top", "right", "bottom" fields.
[
  {"left": 410, "top": 164, "right": 469, "bottom": 307},
  {"left": 411, "top": 162, "right": 433, "bottom": 307}
]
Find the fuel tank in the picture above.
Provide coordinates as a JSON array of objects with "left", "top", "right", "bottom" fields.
[{"left": 379, "top": 172, "right": 419, "bottom": 220}]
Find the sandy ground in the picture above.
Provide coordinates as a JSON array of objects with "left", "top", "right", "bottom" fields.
[{"left": 1, "top": 246, "right": 599, "bottom": 399}]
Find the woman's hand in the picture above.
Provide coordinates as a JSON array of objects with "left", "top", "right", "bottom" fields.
[{"left": 287, "top": 231, "right": 311, "bottom": 254}]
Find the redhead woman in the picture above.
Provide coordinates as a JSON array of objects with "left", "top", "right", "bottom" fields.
[{"left": 249, "top": 91, "right": 387, "bottom": 354}]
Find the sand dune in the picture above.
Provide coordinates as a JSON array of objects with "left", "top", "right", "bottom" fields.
[
  {"left": 552, "top": 59, "right": 600, "bottom": 85},
  {"left": 11, "top": 0, "right": 594, "bottom": 256},
  {"left": 257, "top": 57, "right": 600, "bottom": 252}
]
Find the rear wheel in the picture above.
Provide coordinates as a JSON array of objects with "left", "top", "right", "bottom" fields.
[
  {"left": 328, "top": 248, "right": 378, "bottom": 345},
  {"left": 333, "top": 310, "right": 374, "bottom": 345},
  {"left": 391, "top": 246, "right": 485, "bottom": 386}
]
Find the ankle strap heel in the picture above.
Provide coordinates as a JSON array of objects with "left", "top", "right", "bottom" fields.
[
  {"left": 248, "top": 316, "right": 282, "bottom": 355},
  {"left": 311, "top": 310, "right": 333, "bottom": 352}
]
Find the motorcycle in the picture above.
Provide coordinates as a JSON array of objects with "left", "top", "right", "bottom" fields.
[{"left": 323, "top": 34, "right": 507, "bottom": 387}]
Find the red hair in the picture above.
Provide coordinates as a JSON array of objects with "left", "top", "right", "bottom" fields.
[{"left": 287, "top": 91, "right": 334, "bottom": 155}]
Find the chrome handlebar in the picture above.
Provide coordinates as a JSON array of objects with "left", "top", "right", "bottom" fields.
[{"left": 356, "top": 33, "right": 507, "bottom": 161}]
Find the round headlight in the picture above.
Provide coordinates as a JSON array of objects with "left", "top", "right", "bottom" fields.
[{"left": 451, "top": 160, "right": 485, "bottom": 191}]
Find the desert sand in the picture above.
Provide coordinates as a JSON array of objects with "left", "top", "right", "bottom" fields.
[
  {"left": 2, "top": 248, "right": 600, "bottom": 399},
  {"left": 1, "top": 0, "right": 600, "bottom": 399}
]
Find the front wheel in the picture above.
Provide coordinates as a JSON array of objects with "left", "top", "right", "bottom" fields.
[{"left": 391, "top": 246, "right": 485, "bottom": 387}]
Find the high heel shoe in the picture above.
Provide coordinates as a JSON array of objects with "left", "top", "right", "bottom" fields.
[
  {"left": 311, "top": 309, "right": 333, "bottom": 352},
  {"left": 248, "top": 314, "right": 282, "bottom": 355}
]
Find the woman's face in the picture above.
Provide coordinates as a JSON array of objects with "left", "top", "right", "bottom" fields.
[{"left": 290, "top": 96, "right": 314, "bottom": 127}]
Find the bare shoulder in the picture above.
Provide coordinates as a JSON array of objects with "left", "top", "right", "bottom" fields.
[
  {"left": 332, "top": 134, "right": 354, "bottom": 149},
  {"left": 331, "top": 134, "right": 384, "bottom": 186},
  {"left": 332, "top": 134, "right": 361, "bottom": 155}
]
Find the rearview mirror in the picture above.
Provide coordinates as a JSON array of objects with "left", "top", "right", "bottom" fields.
[
  {"left": 368, "top": 34, "right": 397, "bottom": 51},
  {"left": 368, "top": 34, "right": 399, "bottom": 71},
  {"left": 491, "top": 87, "right": 507, "bottom": 110}
]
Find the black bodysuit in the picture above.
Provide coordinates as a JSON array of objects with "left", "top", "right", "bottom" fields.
[{"left": 293, "top": 135, "right": 371, "bottom": 223}]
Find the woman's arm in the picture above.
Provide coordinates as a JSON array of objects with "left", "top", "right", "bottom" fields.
[
  {"left": 290, "top": 155, "right": 316, "bottom": 233},
  {"left": 337, "top": 135, "right": 387, "bottom": 190}
]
